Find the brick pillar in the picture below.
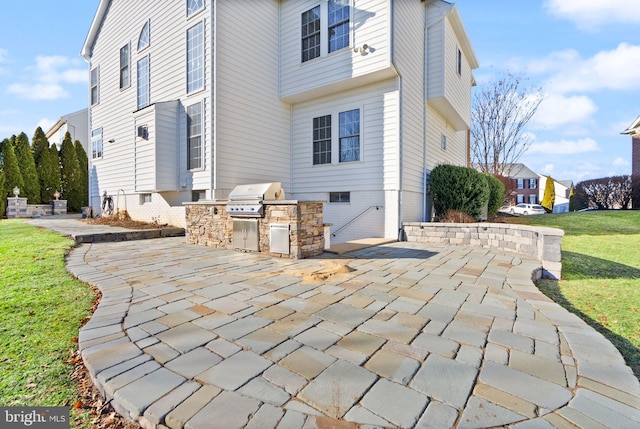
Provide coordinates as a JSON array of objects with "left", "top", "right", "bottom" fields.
[
  {"left": 633, "top": 137, "right": 640, "bottom": 209},
  {"left": 6, "top": 197, "right": 27, "bottom": 218}
]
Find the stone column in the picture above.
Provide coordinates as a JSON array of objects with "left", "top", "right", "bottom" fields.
[{"left": 6, "top": 197, "right": 28, "bottom": 218}]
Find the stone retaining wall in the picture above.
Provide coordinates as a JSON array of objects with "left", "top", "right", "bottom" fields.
[
  {"left": 6, "top": 198, "right": 67, "bottom": 218},
  {"left": 185, "top": 201, "right": 325, "bottom": 259},
  {"left": 403, "top": 222, "right": 564, "bottom": 279}
]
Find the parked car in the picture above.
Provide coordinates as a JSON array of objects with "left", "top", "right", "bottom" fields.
[{"left": 509, "top": 203, "right": 546, "bottom": 216}]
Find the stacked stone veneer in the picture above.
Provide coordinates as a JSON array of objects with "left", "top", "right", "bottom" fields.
[
  {"left": 6, "top": 198, "right": 67, "bottom": 218},
  {"left": 403, "top": 222, "right": 564, "bottom": 279},
  {"left": 185, "top": 201, "right": 325, "bottom": 259}
]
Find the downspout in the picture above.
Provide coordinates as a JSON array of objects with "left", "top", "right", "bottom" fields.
[
  {"left": 390, "top": 1, "right": 406, "bottom": 241},
  {"left": 211, "top": 0, "right": 217, "bottom": 198},
  {"left": 422, "top": 2, "right": 428, "bottom": 222}
]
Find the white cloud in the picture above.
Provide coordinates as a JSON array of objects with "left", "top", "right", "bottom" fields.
[
  {"left": 531, "top": 93, "right": 597, "bottom": 130},
  {"left": 0, "top": 48, "right": 7, "bottom": 63},
  {"left": 36, "top": 118, "right": 57, "bottom": 133},
  {"left": 544, "top": 0, "right": 640, "bottom": 29},
  {"left": 612, "top": 157, "right": 629, "bottom": 167},
  {"left": 5, "top": 55, "right": 86, "bottom": 101},
  {"left": 541, "top": 164, "right": 555, "bottom": 175},
  {"left": 7, "top": 83, "right": 69, "bottom": 100},
  {"left": 528, "top": 138, "right": 600, "bottom": 155}
]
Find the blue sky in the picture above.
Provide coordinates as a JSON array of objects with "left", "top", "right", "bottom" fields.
[{"left": 1, "top": 1, "right": 638, "bottom": 184}]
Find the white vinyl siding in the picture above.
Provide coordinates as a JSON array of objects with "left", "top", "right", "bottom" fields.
[
  {"left": 187, "top": 21, "right": 204, "bottom": 93},
  {"left": 280, "top": 0, "right": 394, "bottom": 103}
]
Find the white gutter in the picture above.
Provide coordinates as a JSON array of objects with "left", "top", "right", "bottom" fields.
[{"left": 81, "top": 0, "right": 110, "bottom": 60}]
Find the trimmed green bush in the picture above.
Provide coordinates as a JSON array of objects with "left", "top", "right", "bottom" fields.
[
  {"left": 430, "top": 164, "right": 490, "bottom": 220},
  {"left": 485, "top": 173, "right": 505, "bottom": 217},
  {"left": 14, "top": 132, "right": 40, "bottom": 203},
  {"left": 60, "top": 133, "right": 82, "bottom": 212}
]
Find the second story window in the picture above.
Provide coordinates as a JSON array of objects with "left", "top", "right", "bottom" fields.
[
  {"left": 138, "top": 20, "right": 150, "bottom": 51},
  {"left": 137, "top": 56, "right": 150, "bottom": 110},
  {"left": 302, "top": 6, "right": 321, "bottom": 62},
  {"left": 529, "top": 178, "right": 538, "bottom": 189},
  {"left": 187, "top": 0, "right": 204, "bottom": 17},
  {"left": 328, "top": 0, "right": 350, "bottom": 53},
  {"left": 516, "top": 178, "right": 524, "bottom": 189},
  {"left": 457, "top": 47, "right": 462, "bottom": 75},
  {"left": 90, "top": 66, "right": 99, "bottom": 105},
  {"left": 187, "top": 22, "right": 204, "bottom": 93},
  {"left": 119, "top": 43, "right": 130, "bottom": 89}
]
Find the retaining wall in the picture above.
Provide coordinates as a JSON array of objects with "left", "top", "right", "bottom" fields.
[{"left": 403, "top": 222, "right": 564, "bottom": 279}]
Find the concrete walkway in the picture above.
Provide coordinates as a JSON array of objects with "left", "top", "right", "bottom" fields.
[{"left": 29, "top": 217, "right": 640, "bottom": 428}]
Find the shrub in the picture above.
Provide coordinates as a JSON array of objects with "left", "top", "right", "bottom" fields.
[
  {"left": 430, "top": 164, "right": 490, "bottom": 220},
  {"left": 485, "top": 174, "right": 505, "bottom": 217},
  {"left": 440, "top": 210, "right": 476, "bottom": 223}
]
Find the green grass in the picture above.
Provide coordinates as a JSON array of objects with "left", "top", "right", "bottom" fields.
[
  {"left": 0, "top": 220, "right": 94, "bottom": 407},
  {"left": 504, "top": 210, "right": 640, "bottom": 378}
]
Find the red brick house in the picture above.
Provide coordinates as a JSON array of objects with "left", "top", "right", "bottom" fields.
[{"left": 622, "top": 116, "right": 640, "bottom": 209}]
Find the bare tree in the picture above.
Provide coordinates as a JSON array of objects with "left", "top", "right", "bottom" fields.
[
  {"left": 471, "top": 73, "right": 543, "bottom": 177},
  {"left": 574, "top": 176, "right": 632, "bottom": 209}
]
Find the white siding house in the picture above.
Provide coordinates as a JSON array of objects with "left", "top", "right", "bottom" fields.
[
  {"left": 82, "top": 0, "right": 477, "bottom": 243},
  {"left": 46, "top": 108, "right": 89, "bottom": 155}
]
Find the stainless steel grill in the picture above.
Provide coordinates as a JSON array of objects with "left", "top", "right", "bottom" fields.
[{"left": 225, "top": 182, "right": 285, "bottom": 218}]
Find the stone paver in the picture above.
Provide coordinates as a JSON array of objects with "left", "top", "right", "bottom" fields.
[{"left": 35, "top": 215, "right": 637, "bottom": 429}]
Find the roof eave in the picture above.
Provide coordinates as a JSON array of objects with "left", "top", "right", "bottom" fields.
[{"left": 81, "top": 0, "right": 111, "bottom": 60}]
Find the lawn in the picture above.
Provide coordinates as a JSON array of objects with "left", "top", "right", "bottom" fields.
[
  {"left": 0, "top": 220, "right": 94, "bottom": 415},
  {"left": 503, "top": 210, "right": 640, "bottom": 378}
]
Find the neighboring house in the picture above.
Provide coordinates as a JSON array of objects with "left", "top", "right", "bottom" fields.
[
  {"left": 622, "top": 116, "right": 640, "bottom": 209},
  {"left": 502, "top": 163, "right": 540, "bottom": 205},
  {"left": 81, "top": 0, "right": 478, "bottom": 242},
  {"left": 45, "top": 108, "right": 89, "bottom": 154},
  {"left": 539, "top": 177, "right": 573, "bottom": 213}
]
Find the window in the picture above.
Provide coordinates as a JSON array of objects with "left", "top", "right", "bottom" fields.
[
  {"left": 457, "top": 47, "right": 462, "bottom": 75},
  {"left": 516, "top": 178, "right": 524, "bottom": 189},
  {"left": 120, "top": 44, "right": 130, "bottom": 89},
  {"left": 138, "top": 20, "right": 150, "bottom": 51},
  {"left": 91, "top": 128, "right": 103, "bottom": 159},
  {"left": 302, "top": 6, "right": 321, "bottom": 62},
  {"left": 187, "top": 22, "right": 204, "bottom": 93},
  {"left": 529, "top": 178, "right": 537, "bottom": 189},
  {"left": 140, "top": 193, "right": 152, "bottom": 204},
  {"left": 328, "top": 0, "right": 350, "bottom": 53},
  {"left": 90, "top": 66, "right": 99, "bottom": 105},
  {"left": 339, "top": 109, "right": 359, "bottom": 162},
  {"left": 517, "top": 194, "right": 524, "bottom": 204},
  {"left": 192, "top": 190, "right": 205, "bottom": 201},
  {"left": 441, "top": 134, "right": 447, "bottom": 151},
  {"left": 137, "top": 56, "right": 150, "bottom": 109},
  {"left": 528, "top": 195, "right": 537, "bottom": 204},
  {"left": 329, "top": 192, "right": 350, "bottom": 203},
  {"left": 313, "top": 114, "right": 332, "bottom": 165},
  {"left": 187, "top": 102, "right": 203, "bottom": 169},
  {"left": 187, "top": 0, "right": 203, "bottom": 17}
]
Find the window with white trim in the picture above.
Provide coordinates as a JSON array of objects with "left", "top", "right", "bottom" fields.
[
  {"left": 328, "top": 0, "right": 350, "bottom": 53},
  {"left": 516, "top": 178, "right": 524, "bottom": 189},
  {"left": 456, "top": 47, "right": 462, "bottom": 75},
  {"left": 441, "top": 134, "right": 447, "bottom": 151},
  {"left": 140, "top": 193, "right": 152, "bottom": 204},
  {"left": 138, "top": 20, "right": 150, "bottom": 51},
  {"left": 187, "top": 102, "right": 203, "bottom": 170},
  {"left": 119, "top": 43, "right": 130, "bottom": 89},
  {"left": 339, "top": 109, "right": 359, "bottom": 162},
  {"left": 329, "top": 192, "right": 350, "bottom": 203},
  {"left": 517, "top": 194, "right": 524, "bottom": 204},
  {"left": 529, "top": 178, "right": 537, "bottom": 189},
  {"left": 90, "top": 66, "right": 99, "bottom": 105},
  {"left": 137, "top": 56, "right": 150, "bottom": 109},
  {"left": 312, "top": 108, "right": 361, "bottom": 165},
  {"left": 528, "top": 194, "right": 537, "bottom": 204},
  {"left": 302, "top": 6, "right": 321, "bottom": 62},
  {"left": 187, "top": 22, "right": 204, "bottom": 93},
  {"left": 301, "top": 1, "right": 350, "bottom": 63},
  {"left": 187, "top": 0, "right": 203, "bottom": 17},
  {"left": 91, "top": 128, "right": 103, "bottom": 159},
  {"left": 313, "top": 114, "right": 331, "bottom": 165}
]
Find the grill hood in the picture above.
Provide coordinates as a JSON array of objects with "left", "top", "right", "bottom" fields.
[{"left": 228, "top": 182, "right": 286, "bottom": 202}]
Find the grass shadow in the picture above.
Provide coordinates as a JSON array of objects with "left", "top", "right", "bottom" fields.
[
  {"left": 537, "top": 278, "right": 640, "bottom": 380},
  {"left": 562, "top": 251, "right": 640, "bottom": 280}
]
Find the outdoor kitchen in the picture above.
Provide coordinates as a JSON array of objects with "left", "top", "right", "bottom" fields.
[{"left": 184, "top": 183, "right": 326, "bottom": 259}]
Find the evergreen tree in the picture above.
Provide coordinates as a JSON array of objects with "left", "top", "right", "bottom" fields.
[
  {"left": 32, "top": 127, "right": 49, "bottom": 166},
  {"left": 1, "top": 136, "right": 24, "bottom": 200},
  {"left": 60, "top": 132, "right": 82, "bottom": 211},
  {"left": 0, "top": 166, "right": 5, "bottom": 216},
  {"left": 38, "top": 143, "right": 62, "bottom": 202},
  {"left": 541, "top": 176, "right": 556, "bottom": 213},
  {"left": 14, "top": 132, "right": 40, "bottom": 203},
  {"left": 74, "top": 140, "right": 89, "bottom": 207}
]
